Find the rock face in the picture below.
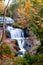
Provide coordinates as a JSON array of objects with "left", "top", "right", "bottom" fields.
[
  {"left": 5, "top": 30, "right": 11, "bottom": 38},
  {"left": 0, "top": 30, "right": 3, "bottom": 41},
  {"left": 3, "top": 39, "right": 20, "bottom": 56},
  {"left": 27, "top": 35, "right": 41, "bottom": 54},
  {"left": 0, "top": 28, "right": 41, "bottom": 56}
]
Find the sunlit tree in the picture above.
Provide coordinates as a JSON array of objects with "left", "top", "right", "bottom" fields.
[{"left": 0, "top": 0, "right": 5, "bottom": 15}]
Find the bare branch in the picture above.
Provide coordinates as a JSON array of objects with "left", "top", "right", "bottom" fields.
[{"left": 0, "top": 0, "right": 10, "bottom": 43}]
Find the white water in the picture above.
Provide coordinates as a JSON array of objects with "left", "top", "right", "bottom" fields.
[{"left": 6, "top": 26, "right": 26, "bottom": 54}]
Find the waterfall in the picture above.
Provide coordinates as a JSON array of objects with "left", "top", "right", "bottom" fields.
[
  {"left": 6, "top": 26, "right": 32, "bottom": 55},
  {"left": 6, "top": 26, "right": 26, "bottom": 55}
]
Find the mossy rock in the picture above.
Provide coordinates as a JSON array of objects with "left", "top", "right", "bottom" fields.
[
  {"left": 12, "top": 22, "right": 29, "bottom": 29},
  {"left": 0, "top": 42, "right": 14, "bottom": 58}
]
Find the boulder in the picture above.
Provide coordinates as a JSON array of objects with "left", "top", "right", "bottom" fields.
[{"left": 3, "top": 39, "right": 20, "bottom": 56}]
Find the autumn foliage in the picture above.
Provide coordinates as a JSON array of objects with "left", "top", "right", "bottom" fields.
[
  {"left": 0, "top": 0, "right": 43, "bottom": 65},
  {"left": 0, "top": 1, "right": 5, "bottom": 14}
]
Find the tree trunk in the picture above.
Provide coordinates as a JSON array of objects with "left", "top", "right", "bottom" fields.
[
  {"left": 3, "top": 11, "right": 6, "bottom": 40},
  {"left": 1, "top": 0, "right": 10, "bottom": 42}
]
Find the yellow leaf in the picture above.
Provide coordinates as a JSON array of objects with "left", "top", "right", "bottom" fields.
[
  {"left": 0, "top": 1, "right": 5, "bottom": 12},
  {"left": 40, "top": 24, "right": 43, "bottom": 28},
  {"left": 37, "top": 0, "right": 42, "bottom": 2}
]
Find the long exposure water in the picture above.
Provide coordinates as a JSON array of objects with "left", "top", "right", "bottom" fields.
[{"left": 6, "top": 26, "right": 32, "bottom": 55}]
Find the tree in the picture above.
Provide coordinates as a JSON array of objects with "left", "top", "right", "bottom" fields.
[
  {"left": 10, "top": 0, "right": 33, "bottom": 28},
  {"left": 0, "top": 0, "right": 10, "bottom": 42},
  {"left": 3, "top": 0, "right": 10, "bottom": 40},
  {"left": 0, "top": 0, "right": 5, "bottom": 15}
]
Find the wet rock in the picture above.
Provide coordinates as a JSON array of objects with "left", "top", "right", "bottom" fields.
[
  {"left": 24, "top": 39, "right": 33, "bottom": 50},
  {"left": 0, "top": 30, "right": 3, "bottom": 41},
  {"left": 27, "top": 35, "right": 41, "bottom": 54},
  {"left": 5, "top": 31, "right": 11, "bottom": 38}
]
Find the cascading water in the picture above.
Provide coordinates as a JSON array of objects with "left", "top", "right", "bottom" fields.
[
  {"left": 6, "top": 26, "right": 26, "bottom": 55},
  {"left": 6, "top": 26, "right": 32, "bottom": 55}
]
